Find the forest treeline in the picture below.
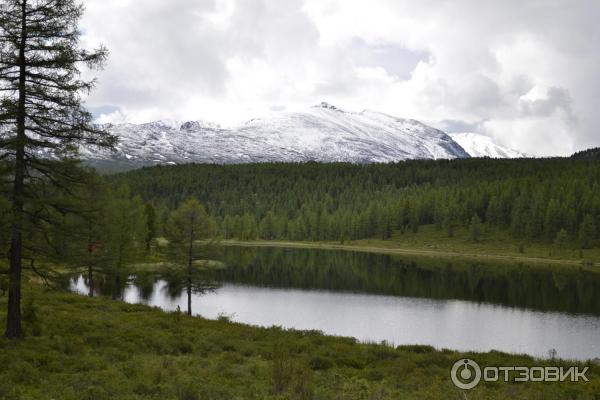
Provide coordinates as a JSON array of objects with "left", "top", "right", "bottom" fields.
[{"left": 109, "top": 158, "right": 600, "bottom": 249}]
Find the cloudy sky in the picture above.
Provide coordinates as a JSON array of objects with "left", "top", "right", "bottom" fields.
[{"left": 81, "top": 0, "right": 600, "bottom": 156}]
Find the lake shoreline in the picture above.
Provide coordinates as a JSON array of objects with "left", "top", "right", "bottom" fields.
[{"left": 218, "top": 239, "right": 600, "bottom": 268}]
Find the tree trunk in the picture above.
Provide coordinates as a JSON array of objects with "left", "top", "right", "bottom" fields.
[
  {"left": 5, "top": 0, "right": 28, "bottom": 340},
  {"left": 88, "top": 266, "right": 94, "bottom": 298},
  {"left": 112, "top": 273, "right": 120, "bottom": 301},
  {"left": 187, "top": 236, "right": 193, "bottom": 316},
  {"left": 87, "top": 224, "right": 94, "bottom": 297},
  {"left": 187, "top": 215, "right": 195, "bottom": 316},
  {"left": 5, "top": 235, "right": 23, "bottom": 339},
  {"left": 187, "top": 277, "right": 192, "bottom": 316}
]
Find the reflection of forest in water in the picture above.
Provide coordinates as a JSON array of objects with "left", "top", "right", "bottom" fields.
[
  {"left": 70, "top": 267, "right": 219, "bottom": 305},
  {"left": 70, "top": 246, "right": 600, "bottom": 316},
  {"left": 214, "top": 247, "right": 600, "bottom": 315}
]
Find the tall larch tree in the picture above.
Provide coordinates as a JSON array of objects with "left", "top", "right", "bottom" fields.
[{"left": 0, "top": 0, "right": 115, "bottom": 338}]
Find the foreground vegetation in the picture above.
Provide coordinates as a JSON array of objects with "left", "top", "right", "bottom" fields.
[{"left": 0, "top": 284, "right": 598, "bottom": 400}]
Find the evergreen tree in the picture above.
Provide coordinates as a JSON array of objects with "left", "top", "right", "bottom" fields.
[
  {"left": 104, "top": 186, "right": 147, "bottom": 300},
  {"left": 0, "top": 0, "right": 114, "bottom": 338},
  {"left": 579, "top": 214, "right": 597, "bottom": 249},
  {"left": 486, "top": 196, "right": 501, "bottom": 225},
  {"left": 544, "top": 199, "right": 562, "bottom": 240},
  {"left": 62, "top": 172, "right": 111, "bottom": 297},
  {"left": 144, "top": 203, "right": 157, "bottom": 253},
  {"left": 165, "top": 198, "right": 218, "bottom": 315},
  {"left": 259, "top": 211, "right": 276, "bottom": 240},
  {"left": 408, "top": 203, "right": 419, "bottom": 233},
  {"left": 444, "top": 205, "right": 458, "bottom": 238},
  {"left": 554, "top": 229, "right": 568, "bottom": 250},
  {"left": 469, "top": 214, "right": 482, "bottom": 243}
]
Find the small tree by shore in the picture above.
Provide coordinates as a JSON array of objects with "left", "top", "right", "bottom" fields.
[{"left": 165, "top": 198, "right": 219, "bottom": 315}]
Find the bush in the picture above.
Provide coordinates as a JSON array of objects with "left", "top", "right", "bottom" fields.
[
  {"left": 271, "top": 344, "right": 293, "bottom": 394},
  {"left": 22, "top": 297, "right": 42, "bottom": 337},
  {"left": 396, "top": 344, "right": 435, "bottom": 354},
  {"left": 336, "top": 356, "right": 365, "bottom": 369},
  {"left": 309, "top": 355, "right": 333, "bottom": 370}
]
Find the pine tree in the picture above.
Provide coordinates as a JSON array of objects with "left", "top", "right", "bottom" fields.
[{"left": 0, "top": 0, "right": 115, "bottom": 338}]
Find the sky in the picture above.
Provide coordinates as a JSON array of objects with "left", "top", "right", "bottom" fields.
[{"left": 81, "top": 0, "right": 600, "bottom": 156}]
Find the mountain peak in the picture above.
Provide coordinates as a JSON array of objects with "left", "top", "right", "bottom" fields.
[
  {"left": 449, "top": 132, "right": 526, "bottom": 158},
  {"left": 144, "top": 119, "right": 181, "bottom": 130},
  {"left": 180, "top": 120, "right": 221, "bottom": 131},
  {"left": 312, "top": 101, "right": 341, "bottom": 111}
]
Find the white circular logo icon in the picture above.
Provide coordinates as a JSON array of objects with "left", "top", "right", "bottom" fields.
[{"left": 451, "top": 359, "right": 482, "bottom": 389}]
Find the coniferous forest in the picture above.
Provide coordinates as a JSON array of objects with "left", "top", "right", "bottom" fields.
[{"left": 110, "top": 158, "right": 600, "bottom": 249}]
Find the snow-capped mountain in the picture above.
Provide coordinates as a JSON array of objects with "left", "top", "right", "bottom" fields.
[
  {"left": 83, "top": 102, "right": 471, "bottom": 171},
  {"left": 449, "top": 132, "right": 526, "bottom": 158}
]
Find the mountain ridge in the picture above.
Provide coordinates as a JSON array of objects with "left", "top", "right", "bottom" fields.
[
  {"left": 449, "top": 132, "right": 527, "bottom": 159},
  {"left": 84, "top": 103, "right": 524, "bottom": 171}
]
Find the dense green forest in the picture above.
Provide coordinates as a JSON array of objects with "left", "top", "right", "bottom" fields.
[
  {"left": 110, "top": 158, "right": 600, "bottom": 249},
  {"left": 572, "top": 147, "right": 600, "bottom": 160}
]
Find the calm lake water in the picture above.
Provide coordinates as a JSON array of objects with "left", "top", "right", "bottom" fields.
[{"left": 72, "top": 246, "right": 600, "bottom": 360}]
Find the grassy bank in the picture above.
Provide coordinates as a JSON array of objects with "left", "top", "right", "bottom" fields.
[
  {"left": 1, "top": 284, "right": 598, "bottom": 399},
  {"left": 219, "top": 224, "right": 600, "bottom": 268}
]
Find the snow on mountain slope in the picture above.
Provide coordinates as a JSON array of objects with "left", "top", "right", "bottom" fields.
[
  {"left": 83, "top": 102, "right": 471, "bottom": 171},
  {"left": 449, "top": 132, "right": 527, "bottom": 158}
]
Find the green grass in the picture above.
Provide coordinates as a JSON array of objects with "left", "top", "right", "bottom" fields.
[
  {"left": 358, "top": 225, "right": 600, "bottom": 262},
  {"left": 0, "top": 282, "right": 599, "bottom": 399}
]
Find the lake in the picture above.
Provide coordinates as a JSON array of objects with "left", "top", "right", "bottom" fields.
[{"left": 71, "top": 246, "right": 600, "bottom": 360}]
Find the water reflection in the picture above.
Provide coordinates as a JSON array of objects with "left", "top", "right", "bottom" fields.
[
  {"left": 73, "top": 266, "right": 219, "bottom": 316},
  {"left": 215, "top": 247, "right": 600, "bottom": 315}
]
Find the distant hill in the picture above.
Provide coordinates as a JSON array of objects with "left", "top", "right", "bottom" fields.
[{"left": 571, "top": 147, "right": 600, "bottom": 160}]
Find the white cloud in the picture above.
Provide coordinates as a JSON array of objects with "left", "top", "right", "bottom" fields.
[{"left": 81, "top": 0, "right": 600, "bottom": 155}]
